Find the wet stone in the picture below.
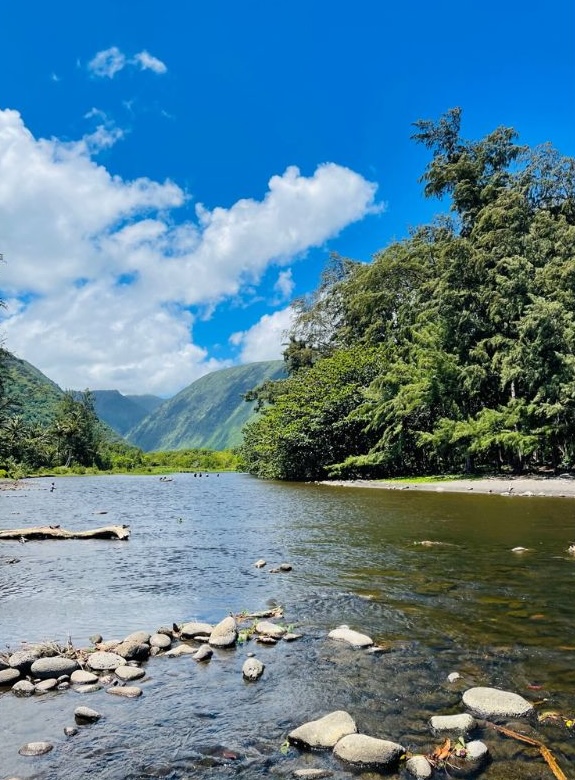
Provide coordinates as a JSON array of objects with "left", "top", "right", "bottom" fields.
[
  {"left": 462, "top": 687, "right": 534, "bottom": 719},
  {"left": 328, "top": 626, "right": 373, "bottom": 648},
  {"left": 12, "top": 679, "right": 35, "bottom": 696},
  {"left": 18, "top": 741, "right": 54, "bottom": 756},
  {"left": 115, "top": 665, "right": 145, "bottom": 681},
  {"left": 106, "top": 685, "right": 142, "bottom": 698},
  {"left": 406, "top": 755, "right": 433, "bottom": 779},
  {"left": 288, "top": 710, "right": 357, "bottom": 750},
  {"left": 74, "top": 705, "right": 102, "bottom": 723},
  {"left": 255, "top": 620, "right": 286, "bottom": 638},
  {"left": 333, "top": 733, "right": 405, "bottom": 768},
  {"left": 64, "top": 726, "right": 78, "bottom": 736},
  {"left": 70, "top": 669, "right": 99, "bottom": 684},
  {"left": 31, "top": 656, "right": 79, "bottom": 679},
  {"left": 165, "top": 644, "right": 196, "bottom": 657},
  {"left": 87, "top": 651, "right": 127, "bottom": 671},
  {"left": 193, "top": 644, "right": 213, "bottom": 662},
  {"left": 430, "top": 713, "right": 476, "bottom": 734},
  {"left": 149, "top": 632, "right": 171, "bottom": 649},
  {"left": 74, "top": 683, "right": 102, "bottom": 693},
  {"left": 209, "top": 616, "right": 238, "bottom": 648},
  {"left": 293, "top": 770, "right": 333, "bottom": 778},
  {"left": 242, "top": 657, "right": 265, "bottom": 681},
  {"left": 0, "top": 668, "right": 21, "bottom": 685},
  {"left": 34, "top": 678, "right": 58, "bottom": 693}
]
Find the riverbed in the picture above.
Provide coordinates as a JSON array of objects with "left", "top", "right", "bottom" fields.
[{"left": 1, "top": 473, "right": 574, "bottom": 779}]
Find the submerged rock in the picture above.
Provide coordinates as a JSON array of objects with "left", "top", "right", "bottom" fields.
[
  {"left": 165, "top": 644, "right": 196, "bottom": 657},
  {"left": 115, "top": 665, "right": 145, "bottom": 682},
  {"left": 333, "top": 733, "right": 404, "bottom": 768},
  {"left": 12, "top": 679, "right": 35, "bottom": 696},
  {"left": 74, "top": 705, "right": 101, "bottom": 723},
  {"left": 430, "top": 713, "right": 476, "bottom": 734},
  {"left": 255, "top": 620, "right": 286, "bottom": 639},
  {"left": 327, "top": 626, "right": 373, "bottom": 648},
  {"left": 193, "top": 644, "right": 213, "bottom": 662},
  {"left": 180, "top": 621, "right": 215, "bottom": 639},
  {"left": 406, "top": 755, "right": 433, "bottom": 779},
  {"left": 242, "top": 657, "right": 265, "bottom": 681},
  {"left": 106, "top": 685, "right": 142, "bottom": 698},
  {"left": 209, "top": 616, "right": 238, "bottom": 648},
  {"left": 18, "top": 741, "right": 53, "bottom": 756},
  {"left": 288, "top": 710, "right": 357, "bottom": 750},
  {"left": 462, "top": 686, "right": 534, "bottom": 719}
]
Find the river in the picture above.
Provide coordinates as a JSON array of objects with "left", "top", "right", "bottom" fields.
[{"left": 1, "top": 473, "right": 574, "bottom": 779}]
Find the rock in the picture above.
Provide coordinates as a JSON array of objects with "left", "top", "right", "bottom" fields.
[
  {"left": 256, "top": 620, "right": 286, "bottom": 638},
  {"left": 462, "top": 686, "right": 534, "bottom": 719},
  {"left": 256, "top": 635, "right": 277, "bottom": 645},
  {"left": 254, "top": 559, "right": 266, "bottom": 568},
  {"left": 12, "top": 679, "right": 35, "bottom": 696},
  {"left": 8, "top": 649, "right": 41, "bottom": 673},
  {"left": 57, "top": 674, "right": 70, "bottom": 683},
  {"left": 333, "top": 733, "right": 404, "bottom": 768},
  {"left": 87, "top": 651, "right": 127, "bottom": 671},
  {"left": 447, "top": 672, "right": 461, "bottom": 683},
  {"left": 123, "top": 630, "right": 151, "bottom": 644},
  {"left": 114, "top": 640, "right": 150, "bottom": 662},
  {"left": 284, "top": 633, "right": 303, "bottom": 642},
  {"left": 34, "top": 678, "right": 58, "bottom": 693},
  {"left": 193, "top": 644, "right": 213, "bottom": 662},
  {"left": 288, "top": 710, "right": 357, "bottom": 749},
  {"left": 242, "top": 657, "right": 265, "bottom": 681},
  {"left": 74, "top": 705, "right": 102, "bottom": 723},
  {"left": 115, "top": 665, "right": 145, "bottom": 681},
  {"left": 328, "top": 626, "right": 373, "bottom": 648},
  {"left": 64, "top": 726, "right": 78, "bottom": 736},
  {"left": 18, "top": 741, "right": 54, "bottom": 756},
  {"left": 70, "top": 669, "right": 99, "bottom": 684},
  {"left": 149, "top": 633, "right": 171, "bottom": 649},
  {"left": 0, "top": 668, "right": 21, "bottom": 686},
  {"left": 57, "top": 682, "right": 70, "bottom": 690},
  {"left": 209, "top": 616, "right": 238, "bottom": 648},
  {"left": 279, "top": 563, "right": 293, "bottom": 571},
  {"left": 156, "top": 625, "right": 175, "bottom": 637},
  {"left": 180, "top": 621, "right": 215, "bottom": 639},
  {"left": 406, "top": 755, "right": 433, "bottom": 779},
  {"left": 73, "top": 683, "right": 102, "bottom": 693},
  {"left": 165, "top": 644, "right": 196, "bottom": 657},
  {"left": 30, "top": 656, "right": 80, "bottom": 679},
  {"left": 89, "top": 634, "right": 103, "bottom": 645},
  {"left": 430, "top": 713, "right": 476, "bottom": 734},
  {"left": 466, "top": 740, "right": 489, "bottom": 762},
  {"left": 106, "top": 685, "right": 142, "bottom": 698},
  {"left": 293, "top": 770, "right": 333, "bottom": 778},
  {"left": 96, "top": 640, "right": 120, "bottom": 651},
  {"left": 0, "top": 655, "right": 9, "bottom": 671}
]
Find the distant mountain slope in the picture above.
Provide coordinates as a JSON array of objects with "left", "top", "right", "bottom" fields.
[
  {"left": 2, "top": 352, "right": 65, "bottom": 426},
  {"left": 127, "top": 361, "right": 287, "bottom": 451},
  {"left": 90, "top": 390, "right": 162, "bottom": 436},
  {"left": 125, "top": 394, "right": 164, "bottom": 415}
]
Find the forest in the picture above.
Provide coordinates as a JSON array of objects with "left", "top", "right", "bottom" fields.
[{"left": 240, "top": 109, "right": 575, "bottom": 480}]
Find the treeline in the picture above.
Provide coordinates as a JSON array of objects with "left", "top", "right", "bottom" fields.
[
  {"left": 0, "top": 382, "right": 239, "bottom": 477},
  {"left": 240, "top": 109, "right": 575, "bottom": 480}
]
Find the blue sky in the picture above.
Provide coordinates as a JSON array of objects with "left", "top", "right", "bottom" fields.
[{"left": 1, "top": 0, "right": 573, "bottom": 396}]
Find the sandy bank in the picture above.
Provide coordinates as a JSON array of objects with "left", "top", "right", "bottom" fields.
[{"left": 320, "top": 475, "right": 575, "bottom": 498}]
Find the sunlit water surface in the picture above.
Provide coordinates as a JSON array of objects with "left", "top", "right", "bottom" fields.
[{"left": 1, "top": 473, "right": 574, "bottom": 779}]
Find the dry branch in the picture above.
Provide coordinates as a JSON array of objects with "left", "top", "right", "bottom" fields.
[{"left": 0, "top": 525, "right": 130, "bottom": 541}]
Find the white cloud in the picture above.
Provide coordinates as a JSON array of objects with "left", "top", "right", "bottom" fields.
[
  {"left": 230, "top": 308, "right": 295, "bottom": 364},
  {"left": 133, "top": 50, "right": 168, "bottom": 74},
  {"left": 0, "top": 109, "right": 379, "bottom": 395},
  {"left": 87, "top": 47, "right": 167, "bottom": 78},
  {"left": 273, "top": 269, "right": 294, "bottom": 302},
  {"left": 88, "top": 47, "right": 126, "bottom": 78}
]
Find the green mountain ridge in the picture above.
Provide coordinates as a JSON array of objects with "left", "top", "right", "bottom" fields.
[
  {"left": 126, "top": 361, "right": 287, "bottom": 451},
  {"left": 2, "top": 352, "right": 65, "bottom": 426},
  {"left": 88, "top": 390, "right": 162, "bottom": 436}
]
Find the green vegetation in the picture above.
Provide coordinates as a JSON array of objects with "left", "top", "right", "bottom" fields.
[{"left": 241, "top": 109, "right": 575, "bottom": 480}]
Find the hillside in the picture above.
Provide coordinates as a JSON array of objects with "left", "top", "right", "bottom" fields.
[
  {"left": 1, "top": 352, "right": 65, "bottom": 426},
  {"left": 89, "top": 390, "right": 163, "bottom": 436},
  {"left": 127, "top": 360, "right": 287, "bottom": 451}
]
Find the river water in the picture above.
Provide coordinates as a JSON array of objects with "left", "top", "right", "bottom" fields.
[{"left": 1, "top": 473, "right": 574, "bottom": 779}]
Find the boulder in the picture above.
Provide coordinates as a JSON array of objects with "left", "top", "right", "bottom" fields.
[
  {"left": 333, "top": 733, "right": 404, "bottom": 768},
  {"left": 406, "top": 755, "right": 433, "bottom": 779},
  {"left": 18, "top": 741, "right": 54, "bottom": 756},
  {"left": 0, "top": 668, "right": 21, "bottom": 686},
  {"left": 430, "top": 713, "right": 476, "bottom": 734},
  {"left": 70, "top": 670, "right": 99, "bottom": 685},
  {"left": 30, "top": 656, "right": 79, "bottom": 679},
  {"left": 113, "top": 640, "right": 150, "bottom": 662},
  {"left": 328, "top": 626, "right": 373, "bottom": 648},
  {"left": 149, "top": 633, "right": 171, "bottom": 650},
  {"left": 180, "top": 621, "right": 214, "bottom": 639},
  {"left": 74, "top": 706, "right": 101, "bottom": 723},
  {"left": 34, "top": 678, "right": 58, "bottom": 693},
  {"left": 115, "top": 665, "right": 145, "bottom": 681},
  {"left": 106, "top": 685, "right": 142, "bottom": 698},
  {"left": 209, "top": 616, "right": 238, "bottom": 648},
  {"left": 193, "top": 644, "right": 213, "bottom": 662},
  {"left": 87, "top": 651, "right": 127, "bottom": 671},
  {"left": 12, "top": 679, "right": 35, "bottom": 696},
  {"left": 165, "top": 644, "right": 196, "bottom": 657},
  {"left": 242, "top": 657, "right": 265, "bottom": 681},
  {"left": 123, "top": 630, "right": 151, "bottom": 644},
  {"left": 8, "top": 649, "right": 41, "bottom": 673},
  {"left": 462, "top": 687, "right": 534, "bottom": 719},
  {"left": 288, "top": 710, "right": 357, "bottom": 749},
  {"left": 255, "top": 620, "right": 286, "bottom": 639}
]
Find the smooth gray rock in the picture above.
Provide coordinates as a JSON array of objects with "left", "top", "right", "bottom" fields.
[
  {"left": 406, "top": 755, "right": 433, "bottom": 779},
  {"left": 115, "top": 665, "right": 145, "bottom": 681},
  {"left": 333, "top": 733, "right": 404, "bottom": 768},
  {"left": 106, "top": 685, "right": 142, "bottom": 697},
  {"left": 430, "top": 713, "right": 476, "bottom": 734},
  {"left": 70, "top": 669, "right": 99, "bottom": 684},
  {"left": 123, "top": 630, "right": 151, "bottom": 644},
  {"left": 0, "top": 668, "right": 21, "bottom": 685},
  {"left": 254, "top": 559, "right": 266, "bottom": 568},
  {"left": 165, "top": 644, "right": 196, "bottom": 657},
  {"left": 96, "top": 640, "right": 120, "bottom": 651},
  {"left": 31, "top": 656, "right": 79, "bottom": 679},
  {"left": 74, "top": 705, "right": 101, "bottom": 723},
  {"left": 447, "top": 672, "right": 461, "bottom": 683},
  {"left": 64, "top": 726, "right": 78, "bottom": 736},
  {"left": 12, "top": 679, "right": 35, "bottom": 696},
  {"left": 328, "top": 626, "right": 373, "bottom": 648},
  {"left": 279, "top": 563, "right": 293, "bottom": 571},
  {"left": 34, "top": 678, "right": 58, "bottom": 693},
  {"left": 288, "top": 710, "right": 357, "bottom": 749},
  {"left": 242, "top": 657, "right": 265, "bottom": 680},
  {"left": 255, "top": 620, "right": 286, "bottom": 638},
  {"left": 0, "top": 655, "right": 9, "bottom": 671},
  {"left": 113, "top": 640, "right": 150, "bottom": 661},
  {"left": 180, "top": 621, "right": 214, "bottom": 639},
  {"left": 87, "top": 651, "right": 127, "bottom": 671},
  {"left": 209, "top": 616, "right": 238, "bottom": 648},
  {"left": 58, "top": 681, "right": 70, "bottom": 690},
  {"left": 89, "top": 634, "right": 103, "bottom": 645},
  {"left": 462, "top": 687, "right": 534, "bottom": 719},
  {"left": 284, "top": 632, "right": 303, "bottom": 642},
  {"left": 18, "top": 741, "right": 53, "bottom": 756},
  {"left": 466, "top": 740, "right": 489, "bottom": 762},
  {"left": 73, "top": 683, "right": 102, "bottom": 693},
  {"left": 8, "top": 649, "right": 40, "bottom": 673},
  {"left": 193, "top": 644, "right": 213, "bottom": 662},
  {"left": 149, "top": 633, "right": 171, "bottom": 649},
  {"left": 293, "top": 770, "right": 333, "bottom": 778}
]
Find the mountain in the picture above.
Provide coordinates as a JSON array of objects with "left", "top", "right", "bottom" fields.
[
  {"left": 90, "top": 390, "right": 163, "bottom": 436},
  {"left": 126, "top": 360, "right": 287, "bottom": 451},
  {"left": 1, "top": 352, "right": 65, "bottom": 426}
]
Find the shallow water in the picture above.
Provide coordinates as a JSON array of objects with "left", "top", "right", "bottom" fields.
[{"left": 1, "top": 473, "right": 574, "bottom": 779}]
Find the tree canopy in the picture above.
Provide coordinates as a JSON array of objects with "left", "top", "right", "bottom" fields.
[{"left": 241, "top": 110, "right": 575, "bottom": 480}]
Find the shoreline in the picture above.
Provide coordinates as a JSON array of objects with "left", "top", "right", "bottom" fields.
[{"left": 320, "top": 475, "right": 575, "bottom": 498}]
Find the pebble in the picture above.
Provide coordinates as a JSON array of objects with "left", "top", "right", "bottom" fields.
[{"left": 73, "top": 683, "right": 102, "bottom": 693}]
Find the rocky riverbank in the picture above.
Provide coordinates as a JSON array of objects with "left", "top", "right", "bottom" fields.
[{"left": 1, "top": 604, "right": 571, "bottom": 780}]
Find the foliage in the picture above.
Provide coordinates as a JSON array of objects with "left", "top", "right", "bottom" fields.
[{"left": 241, "top": 110, "right": 575, "bottom": 479}]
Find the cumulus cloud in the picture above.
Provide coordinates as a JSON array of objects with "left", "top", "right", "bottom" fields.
[
  {"left": 87, "top": 47, "right": 167, "bottom": 78},
  {"left": 273, "top": 269, "right": 295, "bottom": 302},
  {"left": 0, "top": 109, "right": 379, "bottom": 395},
  {"left": 230, "top": 308, "right": 295, "bottom": 364}
]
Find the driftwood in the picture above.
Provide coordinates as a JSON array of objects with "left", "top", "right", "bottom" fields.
[{"left": 0, "top": 525, "right": 130, "bottom": 541}]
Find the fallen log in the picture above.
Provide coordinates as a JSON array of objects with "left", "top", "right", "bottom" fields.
[{"left": 0, "top": 525, "right": 130, "bottom": 541}]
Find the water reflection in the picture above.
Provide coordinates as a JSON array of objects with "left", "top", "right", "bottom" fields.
[{"left": 1, "top": 474, "right": 574, "bottom": 779}]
